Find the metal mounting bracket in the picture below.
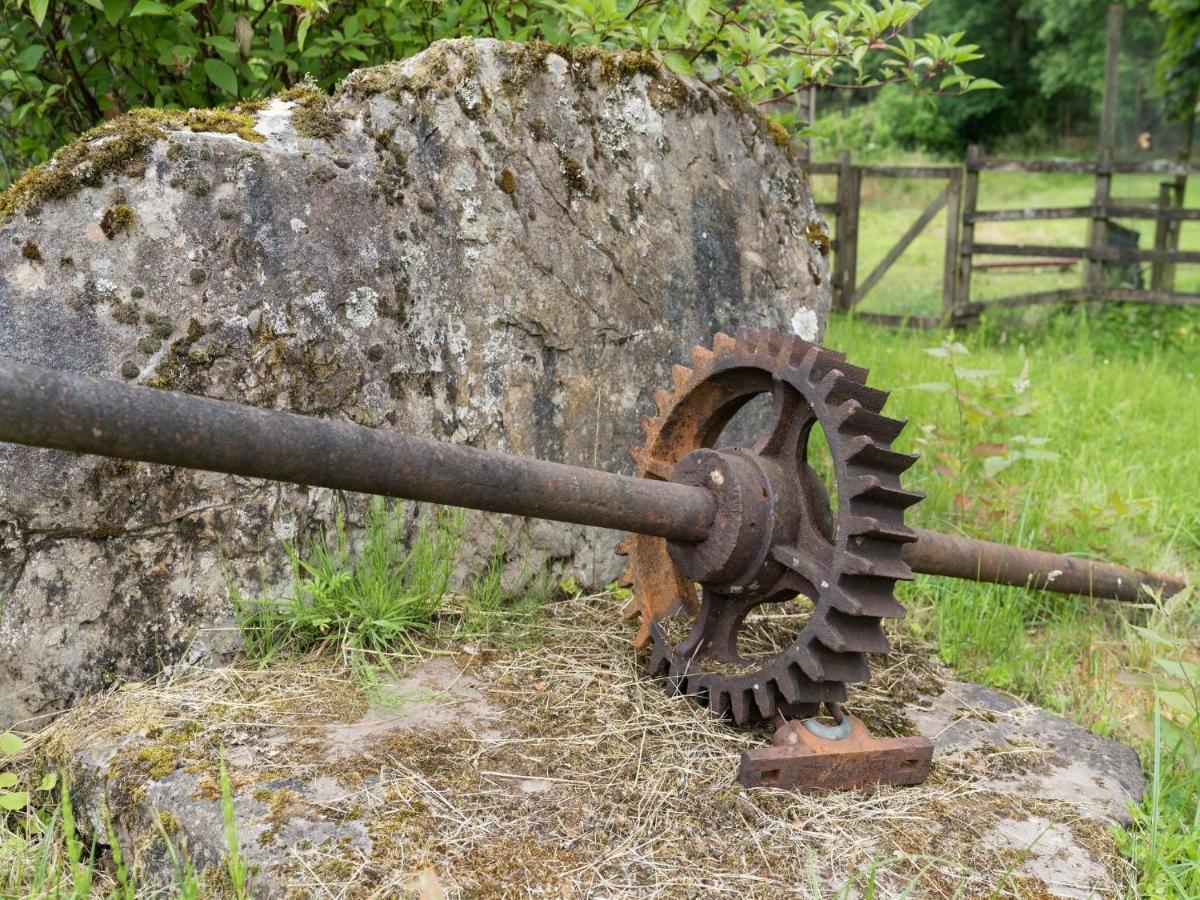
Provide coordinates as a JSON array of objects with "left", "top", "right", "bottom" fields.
[{"left": 739, "top": 711, "right": 933, "bottom": 791}]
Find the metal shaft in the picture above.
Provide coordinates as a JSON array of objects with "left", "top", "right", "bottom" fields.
[
  {"left": 0, "top": 358, "right": 715, "bottom": 543},
  {"left": 906, "top": 528, "right": 1185, "bottom": 602},
  {"left": 0, "top": 358, "right": 1185, "bottom": 602}
]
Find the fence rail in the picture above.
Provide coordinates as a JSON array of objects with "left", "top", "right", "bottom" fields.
[{"left": 813, "top": 146, "right": 1198, "bottom": 324}]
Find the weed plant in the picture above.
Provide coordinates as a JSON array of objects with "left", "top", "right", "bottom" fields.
[{"left": 233, "top": 500, "right": 465, "bottom": 681}]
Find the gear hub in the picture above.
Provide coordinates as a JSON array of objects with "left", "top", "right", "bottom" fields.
[{"left": 619, "top": 329, "right": 924, "bottom": 725}]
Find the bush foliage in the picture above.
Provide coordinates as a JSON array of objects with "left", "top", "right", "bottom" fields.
[{"left": 0, "top": 0, "right": 993, "bottom": 187}]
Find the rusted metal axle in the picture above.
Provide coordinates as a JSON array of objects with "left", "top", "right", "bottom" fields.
[{"left": 0, "top": 357, "right": 1183, "bottom": 603}]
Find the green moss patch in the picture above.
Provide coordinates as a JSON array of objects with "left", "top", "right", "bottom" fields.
[
  {"left": 278, "top": 84, "right": 343, "bottom": 141},
  {"left": 0, "top": 106, "right": 267, "bottom": 221},
  {"left": 100, "top": 204, "right": 135, "bottom": 239},
  {"left": 0, "top": 116, "right": 165, "bottom": 221}
]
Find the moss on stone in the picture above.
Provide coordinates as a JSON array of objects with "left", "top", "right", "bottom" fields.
[
  {"left": 559, "top": 154, "right": 589, "bottom": 198},
  {"left": 804, "top": 221, "right": 831, "bottom": 255},
  {"left": 0, "top": 116, "right": 165, "bottom": 221},
  {"left": 279, "top": 84, "right": 344, "bottom": 141},
  {"left": 763, "top": 116, "right": 793, "bottom": 152},
  {"left": 20, "top": 240, "right": 41, "bottom": 262},
  {"left": 0, "top": 103, "right": 270, "bottom": 220},
  {"left": 137, "top": 335, "right": 163, "bottom": 356},
  {"left": 498, "top": 168, "right": 517, "bottom": 194},
  {"left": 100, "top": 204, "right": 135, "bottom": 239},
  {"left": 130, "top": 107, "right": 266, "bottom": 144},
  {"left": 134, "top": 745, "right": 178, "bottom": 780}
]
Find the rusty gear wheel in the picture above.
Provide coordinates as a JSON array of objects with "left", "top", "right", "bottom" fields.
[{"left": 618, "top": 329, "right": 923, "bottom": 725}]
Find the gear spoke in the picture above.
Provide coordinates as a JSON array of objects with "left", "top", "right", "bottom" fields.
[{"left": 755, "top": 381, "right": 812, "bottom": 459}]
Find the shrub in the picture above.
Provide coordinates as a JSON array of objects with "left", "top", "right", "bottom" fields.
[
  {"left": 807, "top": 85, "right": 956, "bottom": 157},
  {"left": 0, "top": 0, "right": 991, "bottom": 188}
]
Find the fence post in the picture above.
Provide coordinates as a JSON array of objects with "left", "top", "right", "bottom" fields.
[
  {"left": 1087, "top": 152, "right": 1113, "bottom": 293},
  {"left": 942, "top": 167, "right": 962, "bottom": 315},
  {"left": 1151, "top": 181, "right": 1172, "bottom": 290},
  {"left": 833, "top": 151, "right": 860, "bottom": 312},
  {"left": 956, "top": 145, "right": 981, "bottom": 313}
]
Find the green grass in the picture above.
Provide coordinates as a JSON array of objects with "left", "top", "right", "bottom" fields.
[
  {"left": 826, "top": 311, "right": 1200, "bottom": 896},
  {"left": 0, "top": 766, "right": 244, "bottom": 897},
  {"left": 811, "top": 154, "right": 1200, "bottom": 317},
  {"left": 233, "top": 498, "right": 560, "bottom": 683}
]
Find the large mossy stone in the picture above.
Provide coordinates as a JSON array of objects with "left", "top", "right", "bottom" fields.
[{"left": 0, "top": 39, "right": 830, "bottom": 727}]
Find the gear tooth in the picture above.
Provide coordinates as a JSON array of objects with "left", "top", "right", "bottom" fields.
[
  {"left": 653, "top": 388, "right": 673, "bottom": 416},
  {"left": 838, "top": 575, "right": 908, "bottom": 618},
  {"left": 846, "top": 435, "right": 920, "bottom": 474},
  {"left": 668, "top": 653, "right": 688, "bottom": 682},
  {"left": 618, "top": 561, "right": 634, "bottom": 586},
  {"left": 809, "top": 642, "right": 870, "bottom": 683},
  {"left": 648, "top": 641, "right": 667, "bottom": 675},
  {"left": 753, "top": 682, "right": 778, "bottom": 720},
  {"left": 788, "top": 338, "right": 818, "bottom": 367},
  {"left": 619, "top": 592, "right": 638, "bottom": 620},
  {"left": 807, "top": 348, "right": 849, "bottom": 384},
  {"left": 690, "top": 345, "right": 715, "bottom": 371},
  {"left": 615, "top": 537, "right": 632, "bottom": 556},
  {"left": 835, "top": 361, "right": 870, "bottom": 383},
  {"left": 671, "top": 364, "right": 693, "bottom": 390},
  {"left": 777, "top": 662, "right": 811, "bottom": 700},
  {"left": 709, "top": 689, "right": 731, "bottom": 718},
  {"left": 813, "top": 611, "right": 891, "bottom": 654},
  {"left": 634, "top": 616, "right": 653, "bottom": 649},
  {"left": 846, "top": 475, "right": 925, "bottom": 510},
  {"left": 840, "top": 548, "right": 914, "bottom": 581},
  {"left": 837, "top": 401, "right": 908, "bottom": 442},
  {"left": 729, "top": 689, "right": 753, "bottom": 725},
  {"left": 712, "top": 332, "right": 737, "bottom": 353},
  {"left": 844, "top": 515, "right": 918, "bottom": 544},
  {"left": 683, "top": 674, "right": 708, "bottom": 704},
  {"left": 639, "top": 416, "right": 657, "bottom": 436},
  {"left": 827, "top": 374, "right": 888, "bottom": 412}
]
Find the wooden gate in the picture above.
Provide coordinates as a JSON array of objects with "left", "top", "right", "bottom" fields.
[{"left": 810, "top": 152, "right": 962, "bottom": 325}]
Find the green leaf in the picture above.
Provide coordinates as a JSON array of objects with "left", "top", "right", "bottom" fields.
[
  {"left": 29, "top": 0, "right": 50, "bottom": 26},
  {"left": 39, "top": 772, "right": 58, "bottom": 791},
  {"left": 0, "top": 733, "right": 23, "bottom": 756},
  {"left": 965, "top": 77, "right": 1001, "bottom": 92},
  {"left": 0, "top": 774, "right": 17, "bottom": 789},
  {"left": 685, "top": 0, "right": 709, "bottom": 27},
  {"left": 14, "top": 46, "right": 45, "bottom": 72},
  {"left": 297, "top": 16, "right": 312, "bottom": 52},
  {"left": 129, "top": 0, "right": 171, "bottom": 16},
  {"left": 205, "top": 36, "right": 241, "bottom": 57},
  {"left": 204, "top": 58, "right": 238, "bottom": 97},
  {"left": 102, "top": 0, "right": 128, "bottom": 26},
  {"left": 0, "top": 792, "right": 28, "bottom": 811}
]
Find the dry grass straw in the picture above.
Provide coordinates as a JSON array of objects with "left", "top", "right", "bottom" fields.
[{"left": 15, "top": 594, "right": 1128, "bottom": 898}]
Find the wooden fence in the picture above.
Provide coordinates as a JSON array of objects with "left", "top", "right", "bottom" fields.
[{"left": 813, "top": 149, "right": 1200, "bottom": 326}]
